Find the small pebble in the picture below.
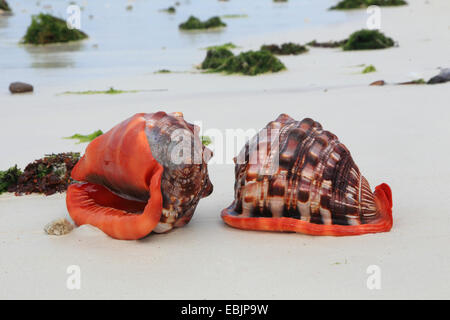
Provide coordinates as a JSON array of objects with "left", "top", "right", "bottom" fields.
[
  {"left": 428, "top": 68, "right": 450, "bottom": 84},
  {"left": 9, "top": 82, "right": 34, "bottom": 94}
]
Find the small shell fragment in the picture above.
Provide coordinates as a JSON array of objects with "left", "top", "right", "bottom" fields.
[{"left": 44, "top": 218, "right": 74, "bottom": 236}]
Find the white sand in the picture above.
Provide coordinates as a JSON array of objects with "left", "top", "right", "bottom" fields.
[{"left": 1, "top": 0, "right": 449, "bottom": 299}]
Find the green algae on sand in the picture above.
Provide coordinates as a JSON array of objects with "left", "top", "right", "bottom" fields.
[
  {"left": 343, "top": 29, "right": 395, "bottom": 50},
  {"left": 330, "top": 0, "right": 407, "bottom": 10},
  {"left": 201, "top": 49, "right": 286, "bottom": 76},
  {"left": 179, "top": 16, "right": 226, "bottom": 30},
  {"left": 307, "top": 39, "right": 347, "bottom": 48},
  {"left": 161, "top": 6, "right": 176, "bottom": 14},
  {"left": 0, "top": 166, "right": 22, "bottom": 194},
  {"left": 261, "top": 43, "right": 308, "bottom": 55},
  {"left": 217, "top": 50, "right": 286, "bottom": 76},
  {"left": 362, "top": 65, "right": 377, "bottom": 73},
  {"left": 155, "top": 69, "right": 172, "bottom": 74},
  {"left": 62, "top": 87, "right": 139, "bottom": 95},
  {"left": 65, "top": 130, "right": 103, "bottom": 144},
  {"left": 201, "top": 47, "right": 234, "bottom": 70},
  {"left": 23, "top": 13, "right": 88, "bottom": 45}
]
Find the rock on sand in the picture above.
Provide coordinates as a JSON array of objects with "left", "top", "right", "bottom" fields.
[{"left": 9, "top": 82, "right": 34, "bottom": 94}]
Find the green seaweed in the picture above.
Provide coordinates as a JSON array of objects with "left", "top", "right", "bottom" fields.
[
  {"left": 179, "top": 16, "right": 226, "bottom": 30},
  {"left": 362, "top": 65, "right": 376, "bottom": 73},
  {"left": 155, "top": 69, "right": 172, "bottom": 74},
  {"left": 65, "top": 130, "right": 103, "bottom": 144},
  {"left": 36, "top": 163, "right": 51, "bottom": 178},
  {"left": 23, "top": 13, "right": 88, "bottom": 45},
  {"left": 161, "top": 6, "right": 176, "bottom": 13},
  {"left": 210, "top": 50, "right": 286, "bottom": 76},
  {"left": 62, "top": 87, "right": 139, "bottom": 95},
  {"left": 0, "top": 0, "right": 11, "bottom": 12},
  {"left": 261, "top": 43, "right": 308, "bottom": 55},
  {"left": 201, "top": 136, "right": 212, "bottom": 146},
  {"left": 204, "top": 42, "right": 238, "bottom": 50},
  {"left": 343, "top": 29, "right": 395, "bottom": 51},
  {"left": 331, "top": 0, "right": 407, "bottom": 10},
  {"left": 0, "top": 166, "right": 22, "bottom": 194},
  {"left": 201, "top": 48, "right": 234, "bottom": 70},
  {"left": 307, "top": 39, "right": 347, "bottom": 48}
]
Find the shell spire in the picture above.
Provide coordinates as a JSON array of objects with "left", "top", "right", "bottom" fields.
[{"left": 222, "top": 114, "right": 392, "bottom": 236}]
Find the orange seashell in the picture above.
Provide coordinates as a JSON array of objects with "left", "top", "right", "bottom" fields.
[
  {"left": 221, "top": 114, "right": 392, "bottom": 236},
  {"left": 66, "top": 112, "right": 213, "bottom": 240}
]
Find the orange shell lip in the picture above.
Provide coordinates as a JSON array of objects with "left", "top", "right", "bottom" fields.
[
  {"left": 221, "top": 183, "right": 393, "bottom": 237},
  {"left": 66, "top": 164, "right": 164, "bottom": 240}
]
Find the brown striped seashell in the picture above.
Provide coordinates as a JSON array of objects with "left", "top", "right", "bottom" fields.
[{"left": 221, "top": 114, "right": 393, "bottom": 236}]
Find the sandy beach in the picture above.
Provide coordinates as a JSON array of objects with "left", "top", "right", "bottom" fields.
[{"left": 1, "top": 0, "right": 449, "bottom": 299}]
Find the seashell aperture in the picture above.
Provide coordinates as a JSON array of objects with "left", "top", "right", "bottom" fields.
[
  {"left": 221, "top": 114, "right": 392, "bottom": 236},
  {"left": 66, "top": 112, "right": 213, "bottom": 240}
]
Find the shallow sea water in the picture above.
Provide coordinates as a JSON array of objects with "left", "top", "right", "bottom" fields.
[{"left": 0, "top": 0, "right": 350, "bottom": 87}]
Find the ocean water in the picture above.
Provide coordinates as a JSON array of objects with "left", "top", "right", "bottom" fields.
[{"left": 0, "top": 0, "right": 350, "bottom": 88}]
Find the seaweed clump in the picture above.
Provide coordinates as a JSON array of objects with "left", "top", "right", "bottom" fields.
[
  {"left": 162, "top": 6, "right": 176, "bottom": 14},
  {"left": 201, "top": 48, "right": 234, "bottom": 69},
  {"left": 23, "top": 13, "right": 88, "bottom": 45},
  {"left": 261, "top": 43, "right": 308, "bottom": 55},
  {"left": 10, "top": 153, "right": 80, "bottom": 196},
  {"left": 0, "top": 166, "right": 22, "bottom": 194},
  {"left": 155, "top": 69, "right": 172, "bottom": 74},
  {"left": 179, "top": 16, "right": 226, "bottom": 30},
  {"left": 202, "top": 49, "right": 286, "bottom": 76},
  {"left": 218, "top": 50, "right": 286, "bottom": 75},
  {"left": 0, "top": 0, "right": 11, "bottom": 13},
  {"left": 330, "top": 0, "right": 407, "bottom": 10},
  {"left": 343, "top": 29, "right": 395, "bottom": 51},
  {"left": 307, "top": 39, "right": 347, "bottom": 48}
]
